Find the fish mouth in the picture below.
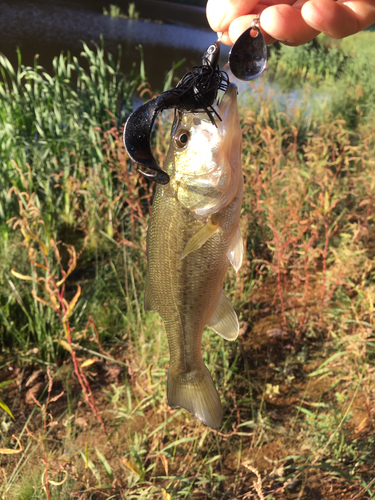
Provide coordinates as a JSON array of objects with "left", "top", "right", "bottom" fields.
[
  {"left": 171, "top": 80, "right": 242, "bottom": 217},
  {"left": 217, "top": 82, "right": 239, "bottom": 127}
]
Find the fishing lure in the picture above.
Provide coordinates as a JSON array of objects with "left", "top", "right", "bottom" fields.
[
  {"left": 124, "top": 41, "right": 228, "bottom": 185},
  {"left": 123, "top": 18, "right": 267, "bottom": 185},
  {"left": 228, "top": 19, "right": 268, "bottom": 81}
]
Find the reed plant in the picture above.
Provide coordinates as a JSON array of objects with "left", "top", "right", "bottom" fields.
[
  {"left": 103, "top": 4, "right": 139, "bottom": 20},
  {"left": 0, "top": 39, "right": 142, "bottom": 227},
  {"left": 0, "top": 39, "right": 152, "bottom": 351},
  {"left": 267, "top": 32, "right": 375, "bottom": 127}
]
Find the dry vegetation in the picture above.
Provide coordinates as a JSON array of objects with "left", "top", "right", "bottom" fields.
[{"left": 1, "top": 34, "right": 375, "bottom": 499}]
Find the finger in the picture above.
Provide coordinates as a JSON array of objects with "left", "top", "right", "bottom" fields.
[
  {"left": 206, "top": 0, "right": 295, "bottom": 33},
  {"left": 260, "top": 4, "right": 320, "bottom": 44},
  {"left": 207, "top": 0, "right": 260, "bottom": 33},
  {"left": 219, "top": 31, "right": 236, "bottom": 46},
  {"left": 228, "top": 13, "right": 278, "bottom": 45},
  {"left": 302, "top": 0, "right": 375, "bottom": 38}
]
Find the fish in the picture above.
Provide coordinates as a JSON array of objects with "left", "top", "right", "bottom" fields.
[
  {"left": 123, "top": 40, "right": 228, "bottom": 185},
  {"left": 144, "top": 82, "right": 243, "bottom": 429}
]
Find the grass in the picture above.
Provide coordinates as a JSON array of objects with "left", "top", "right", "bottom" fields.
[
  {"left": 266, "top": 33, "right": 375, "bottom": 128},
  {"left": 1, "top": 32, "right": 375, "bottom": 499},
  {"left": 103, "top": 4, "right": 140, "bottom": 20}
]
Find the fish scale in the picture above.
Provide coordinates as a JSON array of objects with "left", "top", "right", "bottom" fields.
[{"left": 144, "top": 83, "right": 243, "bottom": 428}]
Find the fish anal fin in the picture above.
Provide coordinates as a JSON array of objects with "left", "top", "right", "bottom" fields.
[
  {"left": 227, "top": 226, "right": 243, "bottom": 273},
  {"left": 144, "top": 278, "right": 156, "bottom": 312},
  {"left": 167, "top": 365, "right": 223, "bottom": 429},
  {"left": 207, "top": 290, "right": 239, "bottom": 341},
  {"left": 180, "top": 220, "right": 219, "bottom": 260}
]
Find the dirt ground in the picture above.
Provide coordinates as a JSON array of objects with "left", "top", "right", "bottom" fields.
[{"left": 1, "top": 284, "right": 375, "bottom": 499}]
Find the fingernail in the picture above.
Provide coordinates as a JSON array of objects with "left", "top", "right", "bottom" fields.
[{"left": 258, "top": 8, "right": 272, "bottom": 33}]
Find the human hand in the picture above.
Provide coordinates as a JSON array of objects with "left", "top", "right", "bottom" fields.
[{"left": 207, "top": 0, "right": 375, "bottom": 46}]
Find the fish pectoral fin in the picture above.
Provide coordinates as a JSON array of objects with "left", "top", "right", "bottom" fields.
[
  {"left": 207, "top": 290, "right": 239, "bottom": 341},
  {"left": 180, "top": 220, "right": 220, "bottom": 260},
  {"left": 167, "top": 365, "right": 223, "bottom": 429},
  {"left": 227, "top": 225, "right": 243, "bottom": 273},
  {"left": 144, "top": 279, "right": 156, "bottom": 312}
]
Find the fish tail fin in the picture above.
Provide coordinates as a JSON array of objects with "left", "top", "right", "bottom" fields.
[{"left": 167, "top": 365, "right": 223, "bottom": 429}]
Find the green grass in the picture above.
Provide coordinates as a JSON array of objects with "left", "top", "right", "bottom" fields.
[
  {"left": 1, "top": 32, "right": 375, "bottom": 499},
  {"left": 0, "top": 38, "right": 142, "bottom": 226},
  {"left": 103, "top": 3, "right": 140, "bottom": 20},
  {"left": 0, "top": 39, "right": 151, "bottom": 359},
  {"left": 266, "top": 32, "right": 375, "bottom": 128}
]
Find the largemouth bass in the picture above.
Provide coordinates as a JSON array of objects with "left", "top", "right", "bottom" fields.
[{"left": 145, "top": 83, "right": 243, "bottom": 429}]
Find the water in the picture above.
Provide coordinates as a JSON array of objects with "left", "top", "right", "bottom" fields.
[
  {"left": 0, "top": 0, "right": 312, "bottom": 120},
  {"left": 0, "top": 0, "right": 230, "bottom": 90}
]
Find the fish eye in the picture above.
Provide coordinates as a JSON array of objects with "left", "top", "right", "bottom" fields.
[{"left": 174, "top": 130, "right": 190, "bottom": 148}]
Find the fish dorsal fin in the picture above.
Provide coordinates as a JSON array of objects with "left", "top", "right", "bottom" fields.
[
  {"left": 207, "top": 290, "right": 239, "bottom": 341},
  {"left": 180, "top": 220, "right": 219, "bottom": 260},
  {"left": 227, "top": 226, "right": 243, "bottom": 273},
  {"left": 144, "top": 278, "right": 156, "bottom": 312}
]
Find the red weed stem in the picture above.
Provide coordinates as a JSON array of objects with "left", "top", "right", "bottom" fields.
[
  {"left": 272, "top": 227, "right": 286, "bottom": 324},
  {"left": 255, "top": 167, "right": 266, "bottom": 238},
  {"left": 321, "top": 216, "right": 330, "bottom": 312},
  {"left": 325, "top": 269, "right": 344, "bottom": 308},
  {"left": 39, "top": 239, "right": 107, "bottom": 435},
  {"left": 61, "top": 301, "right": 107, "bottom": 435},
  {"left": 298, "top": 241, "right": 311, "bottom": 328},
  {"left": 213, "top": 406, "right": 241, "bottom": 438},
  {"left": 214, "top": 424, "right": 241, "bottom": 439},
  {"left": 84, "top": 315, "right": 110, "bottom": 358}
]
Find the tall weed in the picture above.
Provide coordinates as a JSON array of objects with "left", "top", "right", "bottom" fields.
[
  {"left": 2, "top": 35, "right": 375, "bottom": 499},
  {"left": 267, "top": 32, "right": 375, "bottom": 126},
  {"left": 0, "top": 40, "right": 141, "bottom": 226}
]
